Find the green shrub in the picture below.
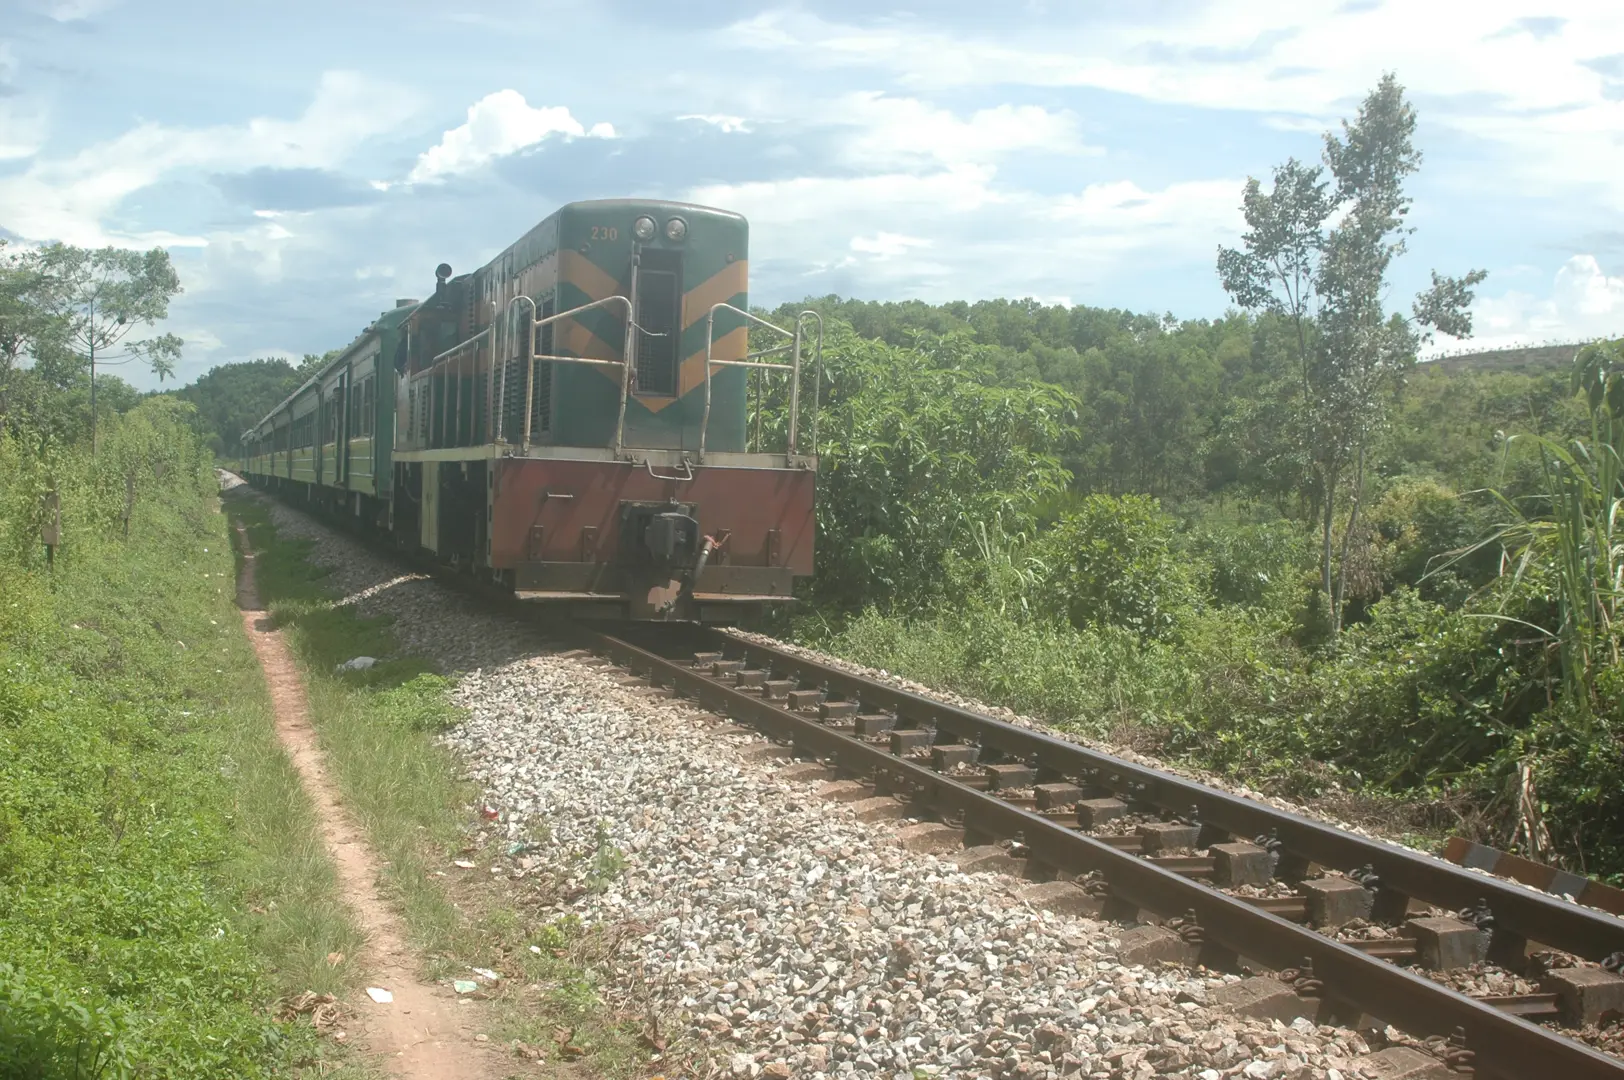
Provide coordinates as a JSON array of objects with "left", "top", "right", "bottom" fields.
[
  {"left": 0, "top": 964, "right": 129, "bottom": 1080},
  {"left": 1181, "top": 513, "right": 1312, "bottom": 610},
  {"left": 803, "top": 325, "right": 1075, "bottom": 613},
  {"left": 1035, "top": 493, "right": 1201, "bottom": 639}
]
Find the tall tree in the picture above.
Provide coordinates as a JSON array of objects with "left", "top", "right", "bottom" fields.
[
  {"left": 33, "top": 244, "right": 184, "bottom": 453},
  {"left": 1218, "top": 73, "right": 1487, "bottom": 640},
  {"left": 0, "top": 241, "right": 71, "bottom": 433}
]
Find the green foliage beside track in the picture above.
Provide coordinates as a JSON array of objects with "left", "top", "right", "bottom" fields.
[
  {"left": 771, "top": 300, "right": 1622, "bottom": 872},
  {"left": 0, "top": 403, "right": 357, "bottom": 1077},
  {"left": 805, "top": 326, "right": 1074, "bottom": 613}
]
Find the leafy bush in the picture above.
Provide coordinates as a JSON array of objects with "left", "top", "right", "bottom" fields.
[
  {"left": 1354, "top": 477, "right": 1492, "bottom": 604},
  {"left": 1035, "top": 493, "right": 1201, "bottom": 639},
  {"left": 0, "top": 964, "right": 129, "bottom": 1080},
  {"left": 1181, "top": 511, "right": 1312, "bottom": 611},
  {"left": 804, "top": 325, "right": 1075, "bottom": 613}
]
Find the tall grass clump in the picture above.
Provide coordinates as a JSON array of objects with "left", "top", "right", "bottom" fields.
[
  {"left": 1486, "top": 340, "right": 1623, "bottom": 712},
  {"left": 1424, "top": 339, "right": 1624, "bottom": 861}
]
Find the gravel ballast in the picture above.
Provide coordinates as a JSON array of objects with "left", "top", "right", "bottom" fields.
[{"left": 242, "top": 488, "right": 1416, "bottom": 1079}]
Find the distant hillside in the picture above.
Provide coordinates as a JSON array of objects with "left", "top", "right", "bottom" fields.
[{"left": 1422, "top": 343, "right": 1581, "bottom": 374}]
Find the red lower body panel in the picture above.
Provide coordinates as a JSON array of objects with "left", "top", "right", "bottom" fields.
[{"left": 489, "top": 457, "right": 814, "bottom": 620}]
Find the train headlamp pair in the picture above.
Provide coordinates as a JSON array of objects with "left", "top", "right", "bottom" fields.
[{"left": 633, "top": 215, "right": 686, "bottom": 243}]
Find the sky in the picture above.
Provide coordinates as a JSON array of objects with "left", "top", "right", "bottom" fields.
[{"left": 1, "top": 0, "right": 1622, "bottom": 389}]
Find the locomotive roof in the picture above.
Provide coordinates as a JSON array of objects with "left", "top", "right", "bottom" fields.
[
  {"left": 241, "top": 197, "right": 745, "bottom": 441},
  {"left": 559, "top": 197, "right": 744, "bottom": 217},
  {"left": 482, "top": 198, "right": 745, "bottom": 283}
]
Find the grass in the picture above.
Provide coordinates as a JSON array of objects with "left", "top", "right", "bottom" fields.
[
  {"left": 228, "top": 493, "right": 663, "bottom": 1078},
  {"left": 0, "top": 421, "right": 368, "bottom": 1077}
]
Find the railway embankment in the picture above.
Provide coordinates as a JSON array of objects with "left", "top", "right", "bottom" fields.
[{"left": 0, "top": 412, "right": 359, "bottom": 1078}]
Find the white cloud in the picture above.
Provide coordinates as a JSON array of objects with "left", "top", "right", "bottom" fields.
[
  {"left": 36, "top": 0, "right": 119, "bottom": 21},
  {"left": 692, "top": 166, "right": 1003, "bottom": 228},
  {"left": 0, "top": 71, "right": 421, "bottom": 246},
  {"left": 405, "top": 90, "right": 614, "bottom": 184},
  {"left": 1049, "top": 178, "right": 1241, "bottom": 253},
  {"left": 0, "top": 43, "right": 44, "bottom": 161},
  {"left": 691, "top": 169, "right": 1241, "bottom": 298},
  {"left": 850, "top": 232, "right": 930, "bottom": 259},
  {"left": 679, "top": 113, "right": 751, "bottom": 133},
  {"left": 831, "top": 93, "right": 1089, "bottom": 170},
  {"left": 729, "top": 4, "right": 1624, "bottom": 208},
  {"left": 678, "top": 92, "right": 1098, "bottom": 291},
  {"left": 191, "top": 220, "right": 301, "bottom": 286},
  {"left": 173, "top": 325, "right": 223, "bottom": 354},
  {"left": 0, "top": 105, "right": 45, "bottom": 161},
  {"left": 1450, "top": 255, "right": 1624, "bottom": 350}
]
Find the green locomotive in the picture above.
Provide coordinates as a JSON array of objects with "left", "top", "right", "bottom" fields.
[{"left": 242, "top": 199, "right": 819, "bottom": 623}]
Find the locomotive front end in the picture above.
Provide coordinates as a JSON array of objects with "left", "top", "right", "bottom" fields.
[{"left": 391, "top": 198, "right": 818, "bottom": 624}]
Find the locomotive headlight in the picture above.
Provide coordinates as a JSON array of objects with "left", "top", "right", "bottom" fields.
[
  {"left": 664, "top": 216, "right": 688, "bottom": 242},
  {"left": 632, "top": 215, "right": 657, "bottom": 241}
]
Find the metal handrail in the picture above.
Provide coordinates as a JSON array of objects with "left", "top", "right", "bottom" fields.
[
  {"left": 414, "top": 295, "right": 820, "bottom": 464},
  {"left": 800, "top": 310, "right": 824, "bottom": 456},
  {"left": 501, "top": 294, "right": 535, "bottom": 447},
  {"left": 430, "top": 325, "right": 490, "bottom": 366},
  {"left": 524, "top": 295, "right": 635, "bottom": 455},
  {"left": 701, "top": 303, "right": 793, "bottom": 460},
  {"left": 620, "top": 263, "right": 638, "bottom": 457},
  {"left": 481, "top": 288, "right": 492, "bottom": 445},
  {"left": 699, "top": 304, "right": 822, "bottom": 463},
  {"left": 644, "top": 457, "right": 695, "bottom": 482}
]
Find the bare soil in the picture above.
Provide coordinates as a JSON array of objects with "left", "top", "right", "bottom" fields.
[{"left": 233, "top": 522, "right": 511, "bottom": 1079}]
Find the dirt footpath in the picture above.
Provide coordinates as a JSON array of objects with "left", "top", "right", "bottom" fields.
[{"left": 232, "top": 520, "right": 504, "bottom": 1080}]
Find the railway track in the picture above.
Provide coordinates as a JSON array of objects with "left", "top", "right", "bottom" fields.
[{"left": 573, "top": 622, "right": 1624, "bottom": 1080}]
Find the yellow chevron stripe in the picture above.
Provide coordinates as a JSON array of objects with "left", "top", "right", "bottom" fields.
[
  {"left": 681, "top": 259, "right": 748, "bottom": 330},
  {"left": 641, "top": 325, "right": 749, "bottom": 414},
  {"left": 560, "top": 320, "right": 621, "bottom": 362},
  {"left": 681, "top": 324, "right": 747, "bottom": 396},
  {"left": 559, "top": 248, "right": 623, "bottom": 304},
  {"left": 556, "top": 250, "right": 628, "bottom": 395},
  {"left": 550, "top": 255, "right": 751, "bottom": 415}
]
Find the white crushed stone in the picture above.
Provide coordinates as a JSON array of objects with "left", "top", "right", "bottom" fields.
[
  {"left": 447, "top": 659, "right": 1380, "bottom": 1079},
  {"left": 225, "top": 486, "right": 1392, "bottom": 1078}
]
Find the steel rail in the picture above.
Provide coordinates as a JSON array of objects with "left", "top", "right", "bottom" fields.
[
  {"left": 584, "top": 626, "right": 1624, "bottom": 1080},
  {"left": 705, "top": 629, "right": 1624, "bottom": 964}
]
